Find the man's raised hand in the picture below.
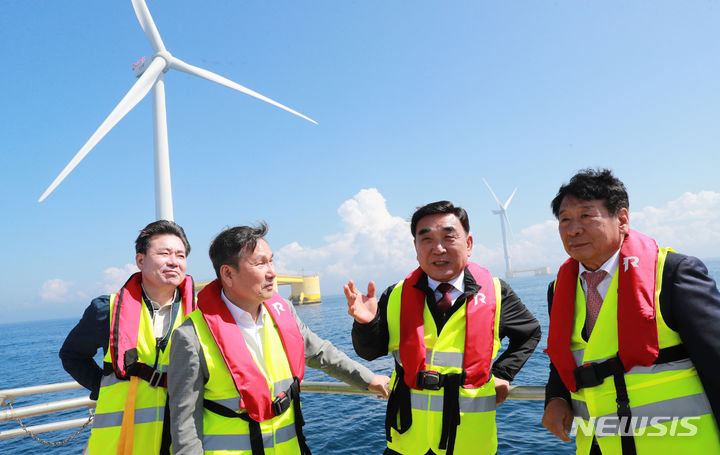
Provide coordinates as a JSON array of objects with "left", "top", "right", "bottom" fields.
[{"left": 344, "top": 280, "right": 378, "bottom": 324}]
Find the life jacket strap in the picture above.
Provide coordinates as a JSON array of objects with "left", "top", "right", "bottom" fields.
[
  {"left": 203, "top": 377, "right": 310, "bottom": 455},
  {"left": 385, "top": 363, "right": 412, "bottom": 442},
  {"left": 572, "top": 344, "right": 688, "bottom": 390},
  {"left": 159, "top": 399, "right": 171, "bottom": 455},
  {"left": 573, "top": 345, "right": 688, "bottom": 455},
  {"left": 437, "top": 373, "right": 464, "bottom": 455},
  {"left": 103, "top": 361, "right": 168, "bottom": 388}
]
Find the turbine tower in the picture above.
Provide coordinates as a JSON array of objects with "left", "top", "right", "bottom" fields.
[
  {"left": 38, "top": 0, "right": 316, "bottom": 221},
  {"left": 482, "top": 179, "right": 517, "bottom": 279}
]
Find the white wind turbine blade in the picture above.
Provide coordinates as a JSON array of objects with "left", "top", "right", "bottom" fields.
[
  {"left": 503, "top": 211, "right": 515, "bottom": 239},
  {"left": 503, "top": 188, "right": 517, "bottom": 210},
  {"left": 130, "top": 0, "right": 166, "bottom": 52},
  {"left": 482, "top": 178, "right": 503, "bottom": 208},
  {"left": 168, "top": 56, "right": 318, "bottom": 125},
  {"left": 38, "top": 57, "right": 167, "bottom": 202}
]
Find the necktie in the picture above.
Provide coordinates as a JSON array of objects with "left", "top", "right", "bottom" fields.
[
  {"left": 436, "top": 282, "right": 454, "bottom": 313},
  {"left": 582, "top": 270, "right": 607, "bottom": 335}
]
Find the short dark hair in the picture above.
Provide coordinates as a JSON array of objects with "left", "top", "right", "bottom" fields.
[
  {"left": 135, "top": 220, "right": 191, "bottom": 255},
  {"left": 209, "top": 223, "right": 269, "bottom": 279},
  {"left": 410, "top": 201, "right": 470, "bottom": 238},
  {"left": 551, "top": 168, "right": 629, "bottom": 217}
]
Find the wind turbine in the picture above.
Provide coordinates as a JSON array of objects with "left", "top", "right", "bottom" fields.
[
  {"left": 38, "top": 0, "right": 317, "bottom": 221},
  {"left": 482, "top": 178, "right": 517, "bottom": 279}
]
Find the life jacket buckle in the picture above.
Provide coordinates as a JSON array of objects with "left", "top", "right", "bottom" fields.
[
  {"left": 148, "top": 368, "right": 163, "bottom": 388},
  {"left": 574, "top": 363, "right": 604, "bottom": 389},
  {"left": 272, "top": 392, "right": 291, "bottom": 416},
  {"left": 417, "top": 370, "right": 443, "bottom": 390}
]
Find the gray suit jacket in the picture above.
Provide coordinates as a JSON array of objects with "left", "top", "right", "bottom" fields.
[{"left": 168, "top": 302, "right": 376, "bottom": 454}]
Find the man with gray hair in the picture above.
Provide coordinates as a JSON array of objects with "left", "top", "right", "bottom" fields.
[{"left": 168, "top": 223, "right": 389, "bottom": 454}]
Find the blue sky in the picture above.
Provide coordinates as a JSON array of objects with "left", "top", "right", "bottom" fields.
[{"left": 1, "top": 1, "right": 718, "bottom": 323}]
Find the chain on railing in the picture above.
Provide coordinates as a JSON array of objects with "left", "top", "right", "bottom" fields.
[{"left": 3, "top": 397, "right": 93, "bottom": 446}]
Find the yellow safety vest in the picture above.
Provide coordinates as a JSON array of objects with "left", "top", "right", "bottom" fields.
[
  {"left": 386, "top": 278, "right": 502, "bottom": 455},
  {"left": 189, "top": 309, "right": 301, "bottom": 454},
  {"left": 569, "top": 248, "right": 720, "bottom": 455},
  {"left": 88, "top": 293, "right": 187, "bottom": 454}
]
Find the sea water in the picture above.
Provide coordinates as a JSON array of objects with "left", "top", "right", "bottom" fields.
[{"left": 2, "top": 260, "right": 719, "bottom": 454}]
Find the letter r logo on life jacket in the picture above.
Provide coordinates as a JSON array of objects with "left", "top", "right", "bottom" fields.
[
  {"left": 623, "top": 256, "right": 640, "bottom": 271},
  {"left": 474, "top": 293, "right": 487, "bottom": 306},
  {"left": 271, "top": 301, "right": 286, "bottom": 315}
]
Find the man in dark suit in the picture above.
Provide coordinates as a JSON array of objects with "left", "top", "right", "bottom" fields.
[{"left": 542, "top": 169, "right": 720, "bottom": 454}]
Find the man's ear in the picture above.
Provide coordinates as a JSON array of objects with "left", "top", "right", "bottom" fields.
[
  {"left": 617, "top": 208, "right": 630, "bottom": 235},
  {"left": 466, "top": 234, "right": 473, "bottom": 258},
  {"left": 136, "top": 252, "right": 144, "bottom": 271},
  {"left": 219, "top": 264, "right": 234, "bottom": 287}
]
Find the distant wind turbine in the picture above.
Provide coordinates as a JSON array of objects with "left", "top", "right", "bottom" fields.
[
  {"left": 38, "top": 0, "right": 317, "bottom": 221},
  {"left": 482, "top": 178, "right": 517, "bottom": 278}
]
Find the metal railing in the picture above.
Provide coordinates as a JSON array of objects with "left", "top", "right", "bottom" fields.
[{"left": 1, "top": 381, "right": 544, "bottom": 441}]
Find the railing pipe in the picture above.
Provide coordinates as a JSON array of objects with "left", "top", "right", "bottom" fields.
[{"left": 0, "top": 381, "right": 545, "bottom": 441}]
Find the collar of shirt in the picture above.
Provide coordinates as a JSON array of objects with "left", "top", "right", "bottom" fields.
[
  {"left": 427, "top": 272, "right": 465, "bottom": 307},
  {"left": 579, "top": 249, "right": 620, "bottom": 301},
  {"left": 220, "top": 289, "right": 269, "bottom": 377},
  {"left": 220, "top": 289, "right": 266, "bottom": 330},
  {"left": 141, "top": 284, "right": 178, "bottom": 340},
  {"left": 141, "top": 284, "right": 178, "bottom": 311}
]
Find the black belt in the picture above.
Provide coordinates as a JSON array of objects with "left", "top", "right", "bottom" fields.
[
  {"left": 204, "top": 377, "right": 310, "bottom": 455},
  {"left": 385, "top": 363, "right": 466, "bottom": 455},
  {"left": 103, "top": 361, "right": 167, "bottom": 388},
  {"left": 573, "top": 344, "right": 689, "bottom": 390},
  {"left": 572, "top": 345, "right": 689, "bottom": 455}
]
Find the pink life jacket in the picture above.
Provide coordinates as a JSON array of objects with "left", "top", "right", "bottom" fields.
[
  {"left": 197, "top": 280, "right": 305, "bottom": 422},
  {"left": 108, "top": 272, "right": 195, "bottom": 378},
  {"left": 399, "top": 262, "right": 497, "bottom": 389},
  {"left": 545, "top": 229, "right": 659, "bottom": 392}
]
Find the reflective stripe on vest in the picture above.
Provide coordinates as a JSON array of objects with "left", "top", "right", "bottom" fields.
[
  {"left": 572, "top": 393, "right": 713, "bottom": 425},
  {"left": 410, "top": 394, "right": 496, "bottom": 413},
  {"left": 92, "top": 406, "right": 164, "bottom": 428},
  {"left": 203, "top": 422, "right": 297, "bottom": 451},
  {"left": 391, "top": 350, "right": 464, "bottom": 368},
  {"left": 570, "top": 349, "right": 693, "bottom": 375},
  {"left": 210, "top": 378, "right": 296, "bottom": 413}
]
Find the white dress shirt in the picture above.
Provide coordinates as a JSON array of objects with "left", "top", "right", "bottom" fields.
[
  {"left": 427, "top": 272, "right": 466, "bottom": 309},
  {"left": 221, "top": 289, "right": 270, "bottom": 379},
  {"left": 579, "top": 249, "right": 620, "bottom": 301}
]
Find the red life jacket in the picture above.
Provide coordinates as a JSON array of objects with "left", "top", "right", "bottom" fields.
[
  {"left": 545, "top": 229, "right": 659, "bottom": 392},
  {"left": 197, "top": 280, "right": 305, "bottom": 422},
  {"left": 108, "top": 272, "right": 196, "bottom": 378},
  {"left": 399, "top": 262, "right": 497, "bottom": 389}
]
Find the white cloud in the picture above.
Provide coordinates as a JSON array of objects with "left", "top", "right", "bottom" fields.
[
  {"left": 631, "top": 191, "right": 720, "bottom": 257},
  {"left": 101, "top": 264, "right": 140, "bottom": 294},
  {"left": 274, "top": 188, "right": 417, "bottom": 294},
  {"left": 39, "top": 279, "right": 73, "bottom": 302},
  {"left": 38, "top": 278, "right": 87, "bottom": 303},
  {"left": 274, "top": 189, "right": 720, "bottom": 295}
]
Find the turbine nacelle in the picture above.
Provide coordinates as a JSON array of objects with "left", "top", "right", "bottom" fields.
[{"left": 133, "top": 52, "right": 172, "bottom": 78}]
